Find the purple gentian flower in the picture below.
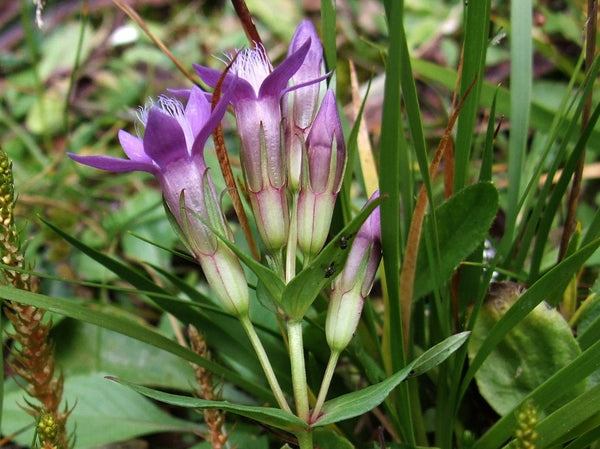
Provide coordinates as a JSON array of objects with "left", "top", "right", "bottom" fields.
[
  {"left": 282, "top": 20, "right": 326, "bottom": 191},
  {"left": 193, "top": 36, "right": 312, "bottom": 251},
  {"left": 297, "top": 89, "right": 346, "bottom": 257},
  {"left": 325, "top": 191, "right": 381, "bottom": 352},
  {"left": 68, "top": 86, "right": 250, "bottom": 317}
]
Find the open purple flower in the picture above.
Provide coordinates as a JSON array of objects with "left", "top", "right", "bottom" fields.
[
  {"left": 193, "top": 35, "right": 312, "bottom": 251},
  {"left": 297, "top": 89, "right": 346, "bottom": 257},
  {"left": 69, "top": 86, "right": 250, "bottom": 317},
  {"left": 326, "top": 191, "right": 382, "bottom": 352}
]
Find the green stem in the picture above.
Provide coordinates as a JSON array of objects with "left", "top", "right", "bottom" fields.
[
  {"left": 285, "top": 192, "right": 299, "bottom": 283},
  {"left": 240, "top": 315, "right": 292, "bottom": 413},
  {"left": 311, "top": 350, "right": 340, "bottom": 421},
  {"left": 295, "top": 429, "right": 314, "bottom": 449},
  {"left": 288, "top": 319, "right": 310, "bottom": 421}
]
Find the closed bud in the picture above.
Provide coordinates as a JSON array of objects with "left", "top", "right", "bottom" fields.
[
  {"left": 297, "top": 90, "right": 346, "bottom": 257},
  {"left": 283, "top": 20, "right": 326, "bottom": 191},
  {"left": 326, "top": 192, "right": 381, "bottom": 352}
]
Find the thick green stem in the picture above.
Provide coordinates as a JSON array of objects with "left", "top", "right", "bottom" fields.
[
  {"left": 287, "top": 319, "right": 310, "bottom": 421},
  {"left": 311, "top": 350, "right": 340, "bottom": 421},
  {"left": 240, "top": 315, "right": 291, "bottom": 413},
  {"left": 295, "top": 429, "right": 314, "bottom": 449}
]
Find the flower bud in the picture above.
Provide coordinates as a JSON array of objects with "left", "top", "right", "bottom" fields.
[
  {"left": 283, "top": 20, "right": 325, "bottom": 191},
  {"left": 297, "top": 90, "right": 346, "bottom": 257},
  {"left": 326, "top": 192, "right": 381, "bottom": 352}
]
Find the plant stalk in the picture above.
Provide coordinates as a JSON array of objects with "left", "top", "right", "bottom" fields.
[
  {"left": 287, "top": 319, "right": 310, "bottom": 421},
  {"left": 286, "top": 192, "right": 299, "bottom": 283},
  {"left": 311, "top": 350, "right": 340, "bottom": 421},
  {"left": 240, "top": 315, "right": 291, "bottom": 413}
]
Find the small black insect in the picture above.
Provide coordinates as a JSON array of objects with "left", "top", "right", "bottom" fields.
[
  {"left": 338, "top": 233, "right": 352, "bottom": 250},
  {"left": 340, "top": 236, "right": 349, "bottom": 250},
  {"left": 324, "top": 262, "right": 336, "bottom": 278}
]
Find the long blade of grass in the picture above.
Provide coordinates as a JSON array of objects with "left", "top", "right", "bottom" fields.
[
  {"left": 453, "top": 0, "right": 491, "bottom": 192},
  {"left": 503, "top": 0, "right": 532, "bottom": 251},
  {"left": 0, "top": 286, "right": 274, "bottom": 402},
  {"left": 529, "top": 99, "right": 600, "bottom": 280},
  {"left": 379, "top": 0, "right": 414, "bottom": 442},
  {"left": 412, "top": 59, "right": 600, "bottom": 151}
]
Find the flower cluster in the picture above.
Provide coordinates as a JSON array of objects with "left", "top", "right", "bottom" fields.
[{"left": 69, "top": 19, "right": 382, "bottom": 426}]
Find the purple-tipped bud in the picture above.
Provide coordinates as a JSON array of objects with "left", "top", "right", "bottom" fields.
[
  {"left": 297, "top": 90, "right": 346, "bottom": 257},
  {"left": 326, "top": 191, "right": 381, "bottom": 352},
  {"left": 283, "top": 20, "right": 325, "bottom": 191},
  {"left": 69, "top": 86, "right": 250, "bottom": 317}
]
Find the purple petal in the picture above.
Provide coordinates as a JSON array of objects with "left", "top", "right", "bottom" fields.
[
  {"left": 118, "top": 130, "right": 151, "bottom": 163},
  {"left": 193, "top": 64, "right": 255, "bottom": 104},
  {"left": 185, "top": 86, "right": 212, "bottom": 138},
  {"left": 259, "top": 38, "right": 311, "bottom": 99},
  {"left": 191, "top": 79, "right": 237, "bottom": 158},
  {"left": 143, "top": 108, "right": 189, "bottom": 168},
  {"left": 68, "top": 153, "right": 155, "bottom": 173}
]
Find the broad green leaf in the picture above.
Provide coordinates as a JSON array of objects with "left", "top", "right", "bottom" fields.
[
  {"left": 414, "top": 183, "right": 499, "bottom": 299},
  {"left": 282, "top": 197, "right": 383, "bottom": 320},
  {"left": 313, "top": 427, "right": 354, "bottom": 449},
  {"left": 467, "top": 282, "right": 583, "bottom": 415},
  {"left": 54, "top": 319, "right": 194, "bottom": 390},
  {"left": 113, "top": 378, "right": 307, "bottom": 432},
  {"left": 473, "top": 329, "right": 600, "bottom": 449},
  {"left": 3, "top": 374, "right": 202, "bottom": 449},
  {"left": 461, "top": 238, "right": 600, "bottom": 401}
]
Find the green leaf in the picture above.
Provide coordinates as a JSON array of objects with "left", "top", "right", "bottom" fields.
[
  {"left": 414, "top": 183, "right": 499, "bottom": 299},
  {"left": 113, "top": 378, "right": 307, "bottom": 432},
  {"left": 536, "top": 382, "right": 600, "bottom": 448},
  {"left": 460, "top": 238, "right": 600, "bottom": 402},
  {"left": 282, "top": 196, "right": 383, "bottom": 320},
  {"left": 468, "top": 283, "right": 583, "bottom": 415},
  {"left": 313, "top": 427, "right": 355, "bottom": 449},
  {"left": 472, "top": 312, "right": 600, "bottom": 449},
  {"left": 54, "top": 319, "right": 194, "bottom": 390},
  {"left": 316, "top": 332, "right": 468, "bottom": 427},
  {"left": 2, "top": 374, "right": 202, "bottom": 449},
  {"left": 412, "top": 331, "right": 470, "bottom": 376},
  {"left": 0, "top": 285, "right": 273, "bottom": 402},
  {"left": 314, "top": 363, "right": 415, "bottom": 427}
]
